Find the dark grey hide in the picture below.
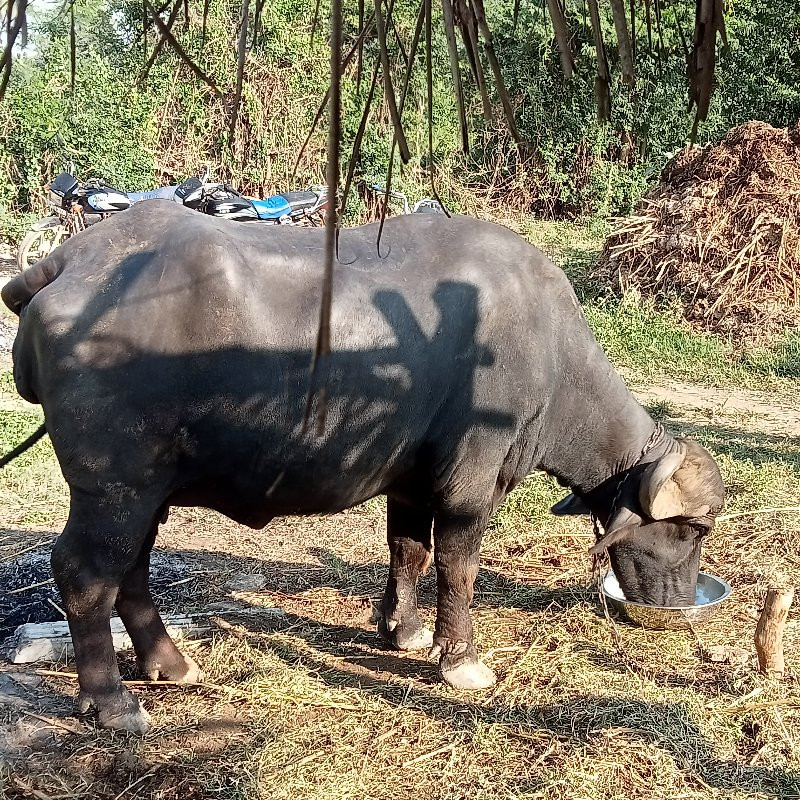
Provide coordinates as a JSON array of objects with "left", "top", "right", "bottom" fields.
[{"left": 1, "top": 202, "right": 725, "bottom": 733}]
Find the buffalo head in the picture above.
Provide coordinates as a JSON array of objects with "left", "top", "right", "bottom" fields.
[{"left": 552, "top": 439, "right": 725, "bottom": 607}]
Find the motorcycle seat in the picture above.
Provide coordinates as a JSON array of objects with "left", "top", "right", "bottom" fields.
[
  {"left": 412, "top": 199, "right": 444, "bottom": 214},
  {"left": 250, "top": 195, "right": 293, "bottom": 220},
  {"left": 127, "top": 186, "right": 178, "bottom": 203},
  {"left": 278, "top": 191, "right": 320, "bottom": 212}
]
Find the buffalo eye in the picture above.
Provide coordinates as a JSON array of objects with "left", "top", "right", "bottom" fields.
[{"left": 688, "top": 520, "right": 712, "bottom": 538}]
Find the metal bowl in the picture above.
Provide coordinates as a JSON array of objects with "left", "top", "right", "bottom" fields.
[{"left": 601, "top": 571, "right": 732, "bottom": 630}]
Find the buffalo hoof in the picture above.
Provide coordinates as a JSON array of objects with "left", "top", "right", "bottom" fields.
[
  {"left": 378, "top": 614, "right": 434, "bottom": 651},
  {"left": 440, "top": 659, "right": 496, "bottom": 690},
  {"left": 391, "top": 625, "right": 434, "bottom": 651},
  {"left": 141, "top": 653, "right": 203, "bottom": 683},
  {"left": 78, "top": 688, "right": 152, "bottom": 735},
  {"left": 174, "top": 654, "right": 203, "bottom": 683},
  {"left": 99, "top": 702, "right": 152, "bottom": 735},
  {"left": 430, "top": 639, "right": 496, "bottom": 690}
]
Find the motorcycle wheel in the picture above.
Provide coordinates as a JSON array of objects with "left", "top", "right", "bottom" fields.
[{"left": 16, "top": 217, "right": 70, "bottom": 272}]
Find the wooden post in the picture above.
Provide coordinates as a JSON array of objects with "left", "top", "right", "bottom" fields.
[{"left": 754, "top": 588, "right": 795, "bottom": 675}]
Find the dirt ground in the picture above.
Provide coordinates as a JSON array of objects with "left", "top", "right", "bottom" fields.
[{"left": 2, "top": 486, "right": 798, "bottom": 799}]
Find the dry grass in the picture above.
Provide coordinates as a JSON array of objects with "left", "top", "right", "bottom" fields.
[
  {"left": 599, "top": 121, "right": 800, "bottom": 337},
  {"left": 1, "top": 394, "right": 799, "bottom": 799}
]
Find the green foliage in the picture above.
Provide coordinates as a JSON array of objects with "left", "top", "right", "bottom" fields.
[
  {"left": 1, "top": 0, "right": 799, "bottom": 242},
  {"left": 718, "top": 0, "right": 800, "bottom": 129},
  {"left": 471, "top": 0, "right": 800, "bottom": 215},
  {"left": 0, "top": 4, "right": 162, "bottom": 236}
]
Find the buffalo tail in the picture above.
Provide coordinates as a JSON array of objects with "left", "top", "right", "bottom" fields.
[{"left": 0, "top": 423, "right": 48, "bottom": 469}]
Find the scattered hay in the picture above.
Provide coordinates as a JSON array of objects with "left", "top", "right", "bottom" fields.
[
  {"left": 0, "top": 545, "right": 208, "bottom": 642},
  {"left": 599, "top": 121, "right": 800, "bottom": 336},
  {"left": 1, "top": 397, "right": 799, "bottom": 798}
]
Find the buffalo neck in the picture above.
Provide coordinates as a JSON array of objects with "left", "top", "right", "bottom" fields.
[{"left": 535, "top": 330, "right": 679, "bottom": 499}]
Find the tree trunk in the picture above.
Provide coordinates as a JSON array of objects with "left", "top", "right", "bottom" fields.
[
  {"left": 587, "top": 0, "right": 610, "bottom": 121},
  {"left": 545, "top": 0, "right": 574, "bottom": 79},
  {"left": 441, "top": 0, "right": 469, "bottom": 153},
  {"left": 754, "top": 588, "right": 795, "bottom": 675},
  {"left": 609, "top": 0, "right": 634, "bottom": 85},
  {"left": 472, "top": 0, "right": 522, "bottom": 143},
  {"left": 689, "top": 0, "right": 726, "bottom": 140}
]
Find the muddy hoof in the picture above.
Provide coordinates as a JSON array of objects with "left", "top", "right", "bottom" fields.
[
  {"left": 430, "top": 640, "right": 496, "bottom": 690},
  {"left": 173, "top": 654, "right": 203, "bottom": 683},
  {"left": 99, "top": 701, "right": 152, "bottom": 735},
  {"left": 140, "top": 653, "right": 203, "bottom": 683},
  {"left": 393, "top": 626, "right": 434, "bottom": 651},
  {"left": 440, "top": 659, "right": 496, "bottom": 690}
]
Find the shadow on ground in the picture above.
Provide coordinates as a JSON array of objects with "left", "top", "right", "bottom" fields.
[
  {"left": 2, "top": 534, "right": 798, "bottom": 798},
  {"left": 652, "top": 416, "right": 800, "bottom": 477}
]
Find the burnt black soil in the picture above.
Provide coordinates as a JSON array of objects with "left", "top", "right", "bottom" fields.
[{"left": 0, "top": 546, "right": 209, "bottom": 641}]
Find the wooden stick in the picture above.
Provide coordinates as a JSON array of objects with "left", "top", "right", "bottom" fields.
[
  {"left": 19, "top": 709, "right": 85, "bottom": 735},
  {"left": 716, "top": 699, "right": 800, "bottom": 714},
  {"left": 34, "top": 669, "right": 249, "bottom": 697},
  {"left": 402, "top": 743, "right": 455, "bottom": 766},
  {"left": 754, "top": 588, "right": 795, "bottom": 675},
  {"left": 0, "top": 538, "right": 49, "bottom": 564},
  {"left": 8, "top": 577, "right": 55, "bottom": 594}
]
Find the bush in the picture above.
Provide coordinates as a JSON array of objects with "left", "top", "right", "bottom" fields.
[{"left": 1, "top": 0, "right": 798, "bottom": 242}]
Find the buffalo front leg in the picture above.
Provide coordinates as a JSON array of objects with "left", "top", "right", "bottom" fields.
[
  {"left": 378, "top": 499, "right": 434, "bottom": 651},
  {"left": 51, "top": 493, "right": 156, "bottom": 734},
  {"left": 430, "top": 510, "right": 496, "bottom": 690},
  {"left": 115, "top": 519, "right": 202, "bottom": 684}
]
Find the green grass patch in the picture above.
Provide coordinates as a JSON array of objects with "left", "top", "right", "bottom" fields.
[
  {"left": 0, "top": 367, "right": 16, "bottom": 396},
  {"left": 0, "top": 405, "right": 66, "bottom": 528},
  {"left": 743, "top": 330, "right": 800, "bottom": 379},
  {"left": 521, "top": 220, "right": 800, "bottom": 392},
  {"left": 0, "top": 408, "right": 45, "bottom": 467}
]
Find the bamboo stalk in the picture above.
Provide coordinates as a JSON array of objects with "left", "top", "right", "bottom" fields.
[
  {"left": 609, "top": 0, "right": 634, "bottom": 85},
  {"left": 545, "top": 0, "right": 574, "bottom": 79}
]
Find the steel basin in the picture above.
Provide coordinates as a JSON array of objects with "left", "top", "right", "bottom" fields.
[{"left": 601, "top": 571, "right": 732, "bottom": 630}]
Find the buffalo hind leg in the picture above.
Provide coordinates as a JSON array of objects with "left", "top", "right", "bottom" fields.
[
  {"left": 430, "top": 510, "right": 496, "bottom": 690},
  {"left": 51, "top": 493, "right": 156, "bottom": 734},
  {"left": 115, "top": 518, "right": 202, "bottom": 684},
  {"left": 378, "top": 499, "right": 434, "bottom": 651}
]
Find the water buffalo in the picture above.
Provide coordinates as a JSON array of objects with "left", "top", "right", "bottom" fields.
[{"left": 1, "top": 202, "right": 725, "bottom": 734}]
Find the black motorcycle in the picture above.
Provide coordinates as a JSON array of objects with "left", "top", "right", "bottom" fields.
[
  {"left": 16, "top": 172, "right": 179, "bottom": 271},
  {"left": 174, "top": 173, "right": 328, "bottom": 225}
]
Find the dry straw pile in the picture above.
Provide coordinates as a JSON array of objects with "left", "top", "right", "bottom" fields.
[{"left": 600, "top": 121, "right": 800, "bottom": 335}]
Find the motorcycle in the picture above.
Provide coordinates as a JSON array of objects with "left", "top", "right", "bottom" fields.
[
  {"left": 174, "top": 172, "right": 328, "bottom": 226},
  {"left": 16, "top": 171, "right": 180, "bottom": 271},
  {"left": 368, "top": 184, "right": 445, "bottom": 215},
  {"left": 16, "top": 169, "right": 329, "bottom": 271}
]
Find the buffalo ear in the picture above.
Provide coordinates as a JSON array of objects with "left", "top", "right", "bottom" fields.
[
  {"left": 639, "top": 451, "right": 685, "bottom": 520},
  {"left": 551, "top": 493, "right": 590, "bottom": 516},
  {"left": 589, "top": 505, "right": 642, "bottom": 554}
]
